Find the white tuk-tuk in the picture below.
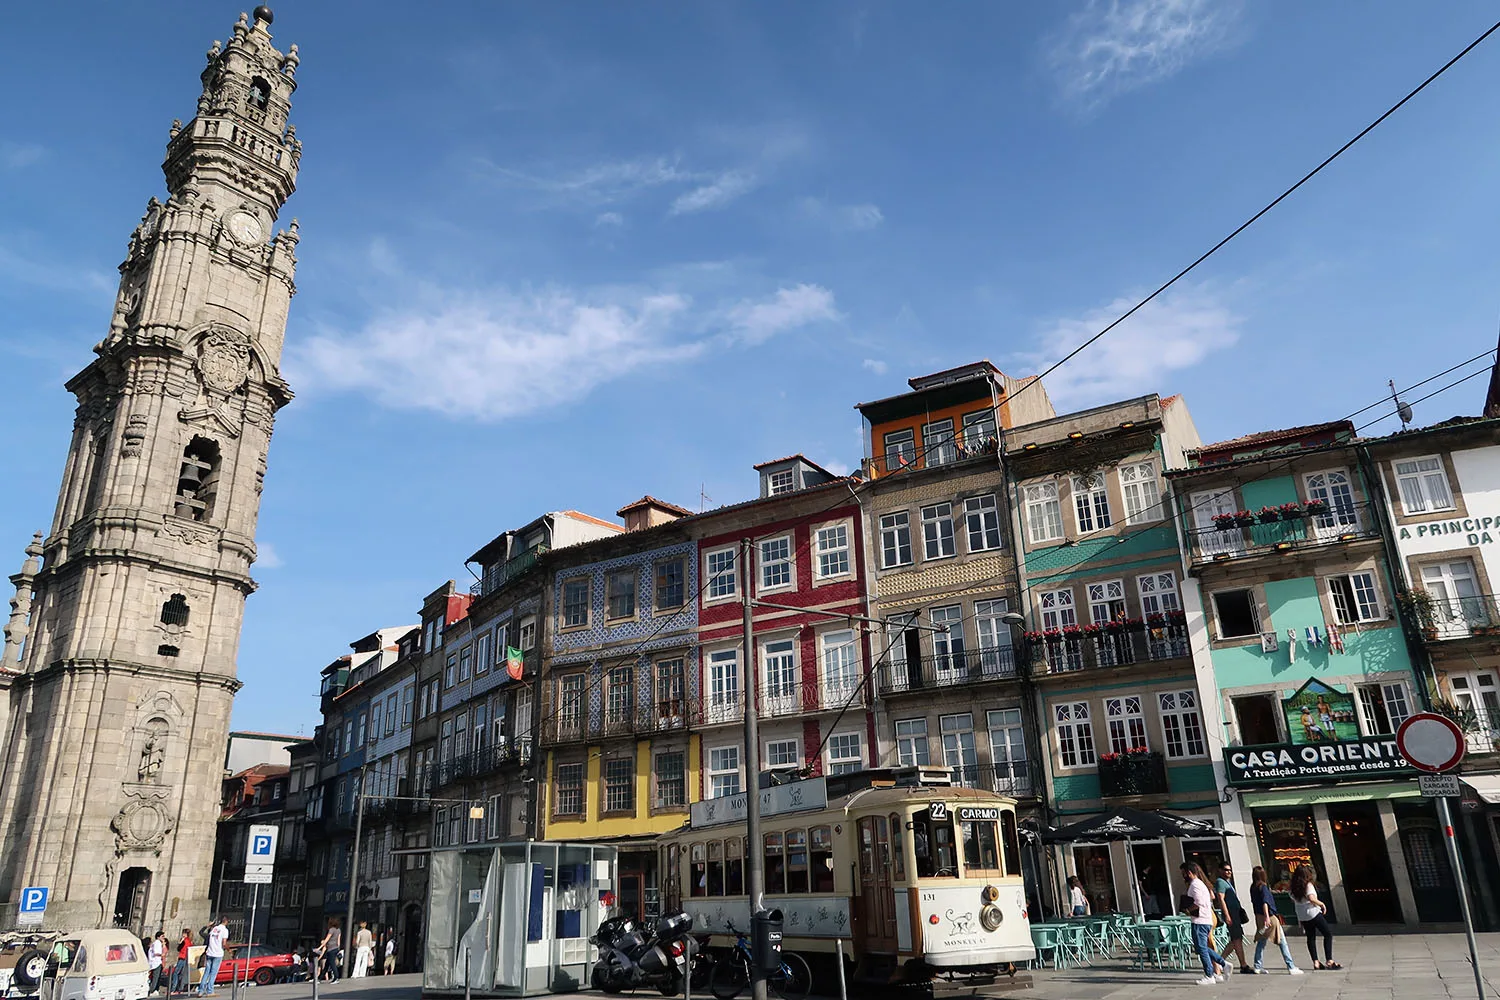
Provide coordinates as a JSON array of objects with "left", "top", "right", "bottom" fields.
[{"left": 55, "top": 931, "right": 149, "bottom": 1000}]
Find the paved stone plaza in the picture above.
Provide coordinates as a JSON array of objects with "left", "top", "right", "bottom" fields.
[{"left": 238, "top": 933, "right": 1500, "bottom": 1000}]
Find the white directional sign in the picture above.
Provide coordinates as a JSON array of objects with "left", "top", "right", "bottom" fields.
[{"left": 245, "top": 824, "right": 278, "bottom": 884}]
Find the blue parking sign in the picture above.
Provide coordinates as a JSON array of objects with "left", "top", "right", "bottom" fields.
[{"left": 19, "top": 886, "right": 48, "bottom": 914}]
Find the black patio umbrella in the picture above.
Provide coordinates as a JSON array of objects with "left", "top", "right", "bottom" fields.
[{"left": 1040, "top": 805, "right": 1212, "bottom": 843}]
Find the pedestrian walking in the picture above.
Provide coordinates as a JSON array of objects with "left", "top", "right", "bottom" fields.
[
  {"left": 383, "top": 931, "right": 397, "bottom": 975},
  {"left": 1180, "top": 862, "right": 1228, "bottom": 986},
  {"left": 1249, "top": 865, "right": 1302, "bottom": 975},
  {"left": 352, "top": 921, "right": 375, "bottom": 977},
  {"left": 1289, "top": 865, "right": 1340, "bottom": 970},
  {"left": 171, "top": 928, "right": 193, "bottom": 994},
  {"left": 1213, "top": 864, "right": 1254, "bottom": 974},
  {"left": 197, "top": 916, "right": 228, "bottom": 996},
  {"left": 1067, "top": 876, "right": 1090, "bottom": 916},
  {"left": 147, "top": 931, "right": 165, "bottom": 995},
  {"left": 316, "top": 920, "right": 342, "bottom": 982}
]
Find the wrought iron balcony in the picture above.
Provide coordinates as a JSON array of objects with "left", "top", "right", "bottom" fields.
[
  {"left": 1098, "top": 750, "right": 1169, "bottom": 797},
  {"left": 692, "top": 679, "right": 867, "bottom": 727},
  {"left": 1185, "top": 500, "right": 1378, "bottom": 563},
  {"left": 1414, "top": 594, "right": 1500, "bottom": 641},
  {"left": 861, "top": 433, "right": 999, "bottom": 479},
  {"left": 473, "top": 543, "right": 552, "bottom": 597},
  {"left": 1028, "top": 622, "right": 1190, "bottom": 676},
  {"left": 879, "top": 647, "right": 1018, "bottom": 696},
  {"left": 944, "top": 761, "right": 1034, "bottom": 798}
]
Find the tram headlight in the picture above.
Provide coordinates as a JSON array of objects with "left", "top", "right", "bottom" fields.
[
  {"left": 980, "top": 905, "right": 1003, "bottom": 932},
  {"left": 981, "top": 884, "right": 1000, "bottom": 904}
]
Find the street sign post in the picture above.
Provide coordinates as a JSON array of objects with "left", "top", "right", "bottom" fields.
[
  {"left": 17, "top": 886, "right": 48, "bottom": 927},
  {"left": 1396, "top": 713, "right": 1482, "bottom": 1000}
]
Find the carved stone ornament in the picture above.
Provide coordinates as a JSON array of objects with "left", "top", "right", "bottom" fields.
[
  {"left": 160, "top": 515, "right": 218, "bottom": 547},
  {"left": 197, "top": 326, "right": 252, "bottom": 393},
  {"left": 121, "top": 414, "right": 149, "bottom": 458},
  {"left": 111, "top": 793, "right": 174, "bottom": 853}
]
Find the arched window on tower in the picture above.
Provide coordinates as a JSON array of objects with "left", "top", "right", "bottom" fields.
[
  {"left": 248, "top": 77, "right": 271, "bottom": 112},
  {"left": 174, "top": 438, "right": 221, "bottom": 522}
]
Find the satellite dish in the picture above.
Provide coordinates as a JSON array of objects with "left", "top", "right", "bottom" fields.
[{"left": 1390, "top": 379, "right": 1413, "bottom": 428}]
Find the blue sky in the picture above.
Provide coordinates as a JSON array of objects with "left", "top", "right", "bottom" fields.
[{"left": 3, "top": 2, "right": 1499, "bottom": 735}]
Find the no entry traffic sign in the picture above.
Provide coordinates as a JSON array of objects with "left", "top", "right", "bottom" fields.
[{"left": 1396, "top": 712, "right": 1466, "bottom": 773}]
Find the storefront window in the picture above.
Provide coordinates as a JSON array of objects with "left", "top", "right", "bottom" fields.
[{"left": 1252, "top": 810, "right": 1329, "bottom": 920}]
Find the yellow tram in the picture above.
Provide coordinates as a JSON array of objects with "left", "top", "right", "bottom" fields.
[{"left": 660, "top": 766, "right": 1035, "bottom": 983}]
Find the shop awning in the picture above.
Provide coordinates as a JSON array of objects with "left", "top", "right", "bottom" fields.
[
  {"left": 1462, "top": 774, "right": 1500, "bottom": 805},
  {"left": 1041, "top": 806, "right": 1235, "bottom": 843}
]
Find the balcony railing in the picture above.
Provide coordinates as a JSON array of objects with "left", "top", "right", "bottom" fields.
[
  {"left": 1186, "top": 500, "right": 1377, "bottom": 562},
  {"left": 879, "top": 647, "right": 1018, "bottom": 695},
  {"left": 1098, "top": 750, "right": 1169, "bottom": 797},
  {"left": 1029, "top": 624, "right": 1190, "bottom": 676},
  {"left": 944, "top": 761, "right": 1034, "bottom": 798},
  {"left": 861, "top": 434, "right": 999, "bottom": 479},
  {"left": 692, "top": 680, "right": 867, "bottom": 727},
  {"left": 473, "top": 543, "right": 551, "bottom": 597},
  {"left": 546, "top": 702, "right": 692, "bottom": 743},
  {"left": 434, "top": 740, "right": 533, "bottom": 787},
  {"left": 1419, "top": 594, "right": 1500, "bottom": 641}
]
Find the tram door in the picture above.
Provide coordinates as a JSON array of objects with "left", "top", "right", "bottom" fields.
[{"left": 856, "top": 816, "right": 898, "bottom": 954}]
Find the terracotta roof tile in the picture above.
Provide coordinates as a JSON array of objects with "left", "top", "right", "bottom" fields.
[
  {"left": 616, "top": 495, "right": 693, "bottom": 517},
  {"left": 1192, "top": 420, "right": 1353, "bottom": 454}
]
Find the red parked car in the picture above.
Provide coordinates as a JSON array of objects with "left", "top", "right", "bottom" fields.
[{"left": 214, "top": 944, "right": 297, "bottom": 985}]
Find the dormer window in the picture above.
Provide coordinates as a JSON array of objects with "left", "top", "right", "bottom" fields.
[
  {"left": 769, "top": 470, "right": 795, "bottom": 495},
  {"left": 248, "top": 77, "right": 271, "bottom": 112}
]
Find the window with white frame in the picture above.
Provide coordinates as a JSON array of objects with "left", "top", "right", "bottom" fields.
[
  {"left": 708, "top": 746, "right": 741, "bottom": 798},
  {"left": 879, "top": 511, "right": 912, "bottom": 568},
  {"left": 472, "top": 703, "right": 488, "bottom": 751},
  {"left": 655, "top": 750, "right": 686, "bottom": 808},
  {"left": 921, "top": 502, "right": 956, "bottom": 560},
  {"left": 884, "top": 428, "right": 915, "bottom": 470},
  {"left": 962, "top": 408, "right": 997, "bottom": 450},
  {"left": 931, "top": 605, "right": 966, "bottom": 673},
  {"left": 827, "top": 732, "right": 863, "bottom": 774},
  {"left": 487, "top": 793, "right": 503, "bottom": 839},
  {"left": 940, "top": 712, "right": 978, "bottom": 784},
  {"left": 766, "top": 739, "right": 799, "bottom": 768},
  {"left": 1105, "top": 695, "right": 1147, "bottom": 753},
  {"left": 1072, "top": 473, "right": 1112, "bottom": 534},
  {"left": 1421, "top": 559, "right": 1481, "bottom": 625},
  {"left": 987, "top": 709, "right": 1028, "bottom": 790},
  {"left": 458, "top": 647, "right": 471, "bottom": 682},
  {"left": 1054, "top": 702, "right": 1096, "bottom": 767},
  {"left": 759, "top": 536, "right": 793, "bottom": 590},
  {"left": 762, "top": 638, "right": 797, "bottom": 711},
  {"left": 1137, "top": 571, "right": 1181, "bottom": 614},
  {"left": 1119, "top": 461, "right": 1163, "bottom": 524},
  {"left": 384, "top": 693, "right": 397, "bottom": 736},
  {"left": 1329, "top": 572, "right": 1383, "bottom": 624},
  {"left": 1450, "top": 671, "right": 1500, "bottom": 742},
  {"left": 1357, "top": 681, "right": 1413, "bottom": 735},
  {"left": 1393, "top": 456, "right": 1454, "bottom": 514},
  {"left": 974, "top": 599, "right": 1012, "bottom": 673},
  {"left": 1039, "top": 588, "right": 1077, "bottom": 630},
  {"left": 475, "top": 632, "right": 491, "bottom": 675},
  {"left": 519, "top": 616, "right": 536, "bottom": 651},
  {"left": 963, "top": 494, "right": 1003, "bottom": 552},
  {"left": 562, "top": 579, "right": 590, "bottom": 628},
  {"left": 1157, "top": 690, "right": 1205, "bottom": 758},
  {"left": 708, "top": 649, "right": 740, "bottom": 722},
  {"left": 706, "top": 547, "right": 738, "bottom": 600},
  {"left": 895, "top": 718, "right": 930, "bottom": 766},
  {"left": 559, "top": 674, "right": 585, "bottom": 735},
  {"left": 1086, "top": 580, "right": 1127, "bottom": 623},
  {"left": 816, "top": 523, "right": 851, "bottom": 578},
  {"left": 923, "top": 418, "right": 956, "bottom": 467},
  {"left": 821, "top": 629, "right": 859, "bottom": 700},
  {"left": 768, "top": 469, "right": 796, "bottom": 495},
  {"left": 493, "top": 623, "right": 508, "bottom": 666},
  {"left": 1025, "top": 482, "right": 1063, "bottom": 543}
]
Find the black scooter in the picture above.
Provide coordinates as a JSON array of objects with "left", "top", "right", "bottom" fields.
[{"left": 590, "top": 912, "right": 694, "bottom": 996}]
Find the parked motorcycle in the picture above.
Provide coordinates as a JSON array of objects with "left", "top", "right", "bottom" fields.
[{"left": 590, "top": 912, "right": 695, "bottom": 996}]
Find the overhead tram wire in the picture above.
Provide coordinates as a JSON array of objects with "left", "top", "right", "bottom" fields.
[{"left": 998, "top": 17, "right": 1500, "bottom": 415}]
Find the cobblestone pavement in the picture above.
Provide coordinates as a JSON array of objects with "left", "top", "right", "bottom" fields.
[{"left": 227, "top": 934, "right": 1500, "bottom": 1000}]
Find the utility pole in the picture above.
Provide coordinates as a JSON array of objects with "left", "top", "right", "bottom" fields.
[
  {"left": 740, "top": 538, "right": 767, "bottom": 1000},
  {"left": 343, "top": 765, "right": 368, "bottom": 978}
]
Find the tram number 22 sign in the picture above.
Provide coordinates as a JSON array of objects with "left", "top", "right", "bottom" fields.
[{"left": 928, "top": 802, "right": 1001, "bottom": 822}]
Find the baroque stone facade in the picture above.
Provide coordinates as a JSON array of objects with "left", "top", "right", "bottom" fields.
[{"left": 0, "top": 8, "right": 301, "bottom": 933}]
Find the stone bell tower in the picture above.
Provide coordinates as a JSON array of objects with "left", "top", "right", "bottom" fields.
[{"left": 0, "top": 7, "right": 301, "bottom": 933}]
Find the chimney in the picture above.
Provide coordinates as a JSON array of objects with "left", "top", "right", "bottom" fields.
[{"left": 616, "top": 496, "right": 692, "bottom": 533}]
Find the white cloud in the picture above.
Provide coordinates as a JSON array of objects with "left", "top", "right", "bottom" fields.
[
  {"left": 861, "top": 358, "right": 888, "bottom": 375},
  {"left": 594, "top": 211, "right": 624, "bottom": 227},
  {"left": 1023, "top": 284, "right": 1240, "bottom": 409},
  {"left": 255, "top": 542, "right": 284, "bottom": 569},
  {"left": 670, "top": 170, "right": 758, "bottom": 215},
  {"left": 799, "top": 197, "right": 884, "bottom": 232},
  {"left": 480, "top": 156, "right": 693, "bottom": 207},
  {"left": 1, "top": 143, "right": 45, "bottom": 170},
  {"left": 1049, "top": 0, "right": 1242, "bottom": 110},
  {"left": 725, "top": 284, "right": 840, "bottom": 345},
  {"left": 823, "top": 459, "right": 852, "bottom": 477},
  {"left": 291, "top": 283, "right": 839, "bottom": 421}
]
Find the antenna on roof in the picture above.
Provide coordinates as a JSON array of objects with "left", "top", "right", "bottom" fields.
[
  {"left": 699, "top": 483, "right": 712, "bottom": 512},
  {"left": 1389, "top": 379, "right": 1414, "bottom": 429}
]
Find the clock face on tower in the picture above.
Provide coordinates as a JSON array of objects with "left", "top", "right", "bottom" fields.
[{"left": 226, "top": 210, "right": 263, "bottom": 246}]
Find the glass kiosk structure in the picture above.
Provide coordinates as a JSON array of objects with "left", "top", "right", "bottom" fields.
[{"left": 425, "top": 842, "right": 619, "bottom": 997}]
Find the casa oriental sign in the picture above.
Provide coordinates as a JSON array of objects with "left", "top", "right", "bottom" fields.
[{"left": 1224, "top": 734, "right": 1415, "bottom": 787}]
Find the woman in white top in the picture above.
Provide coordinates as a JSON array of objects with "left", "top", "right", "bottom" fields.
[
  {"left": 1067, "top": 875, "right": 1090, "bottom": 916},
  {"left": 1180, "top": 862, "right": 1228, "bottom": 986},
  {"left": 1289, "top": 865, "right": 1339, "bottom": 970}
]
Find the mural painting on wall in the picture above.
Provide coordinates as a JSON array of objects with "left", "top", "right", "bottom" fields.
[{"left": 1282, "top": 678, "right": 1358, "bottom": 744}]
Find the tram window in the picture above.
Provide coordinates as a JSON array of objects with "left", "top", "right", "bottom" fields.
[
  {"left": 786, "top": 829, "right": 809, "bottom": 893},
  {"left": 875, "top": 816, "right": 892, "bottom": 875},
  {"left": 1000, "top": 811, "right": 1022, "bottom": 877},
  {"left": 726, "top": 836, "right": 744, "bottom": 895},
  {"left": 811, "top": 826, "right": 835, "bottom": 893},
  {"left": 765, "top": 832, "right": 786, "bottom": 894},
  {"left": 690, "top": 843, "right": 706, "bottom": 898},
  {"left": 889, "top": 814, "right": 906, "bottom": 881},
  {"left": 914, "top": 806, "right": 958, "bottom": 878},
  {"left": 961, "top": 820, "right": 1001, "bottom": 872},
  {"left": 707, "top": 840, "right": 724, "bottom": 896}
]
